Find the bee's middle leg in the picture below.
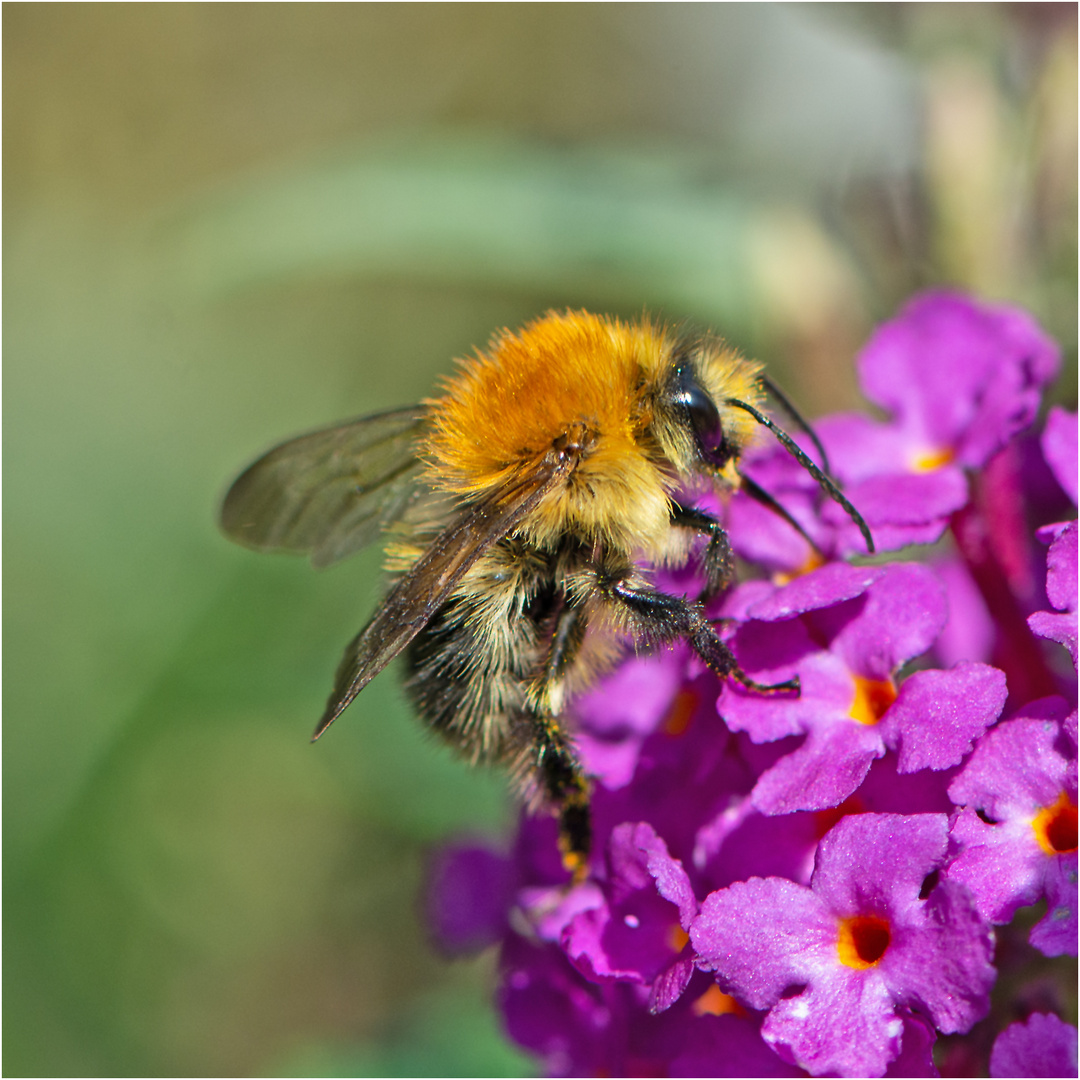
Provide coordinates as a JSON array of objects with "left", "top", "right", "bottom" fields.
[{"left": 601, "top": 572, "right": 800, "bottom": 696}]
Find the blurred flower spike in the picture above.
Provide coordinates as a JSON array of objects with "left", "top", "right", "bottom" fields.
[{"left": 426, "top": 291, "right": 1077, "bottom": 1078}]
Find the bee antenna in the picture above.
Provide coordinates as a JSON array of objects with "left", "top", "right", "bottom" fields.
[
  {"left": 725, "top": 398, "right": 875, "bottom": 554},
  {"left": 736, "top": 471, "right": 824, "bottom": 556},
  {"left": 759, "top": 375, "right": 831, "bottom": 475}
]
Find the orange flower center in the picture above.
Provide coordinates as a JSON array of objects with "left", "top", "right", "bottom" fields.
[
  {"left": 667, "top": 924, "right": 690, "bottom": 952},
  {"left": 1033, "top": 792, "right": 1079, "bottom": 856},
  {"left": 692, "top": 984, "right": 747, "bottom": 1018},
  {"left": 837, "top": 914, "right": 891, "bottom": 969},
  {"left": 662, "top": 689, "right": 699, "bottom": 737},
  {"left": 912, "top": 446, "right": 955, "bottom": 472},
  {"left": 774, "top": 550, "right": 826, "bottom": 586},
  {"left": 849, "top": 676, "right": 898, "bottom": 725},
  {"left": 814, "top": 797, "right": 866, "bottom": 840}
]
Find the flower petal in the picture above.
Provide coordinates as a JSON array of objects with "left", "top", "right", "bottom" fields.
[
  {"left": 1041, "top": 407, "right": 1078, "bottom": 505},
  {"left": 761, "top": 969, "right": 901, "bottom": 1077},
  {"left": 691, "top": 877, "right": 836, "bottom": 1010},
  {"left": 880, "top": 662, "right": 1007, "bottom": 773},
  {"left": 751, "top": 723, "right": 883, "bottom": 816},
  {"left": 990, "top": 1012, "right": 1079, "bottom": 1079}
]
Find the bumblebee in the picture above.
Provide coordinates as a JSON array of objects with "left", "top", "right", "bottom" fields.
[{"left": 221, "top": 311, "right": 872, "bottom": 873}]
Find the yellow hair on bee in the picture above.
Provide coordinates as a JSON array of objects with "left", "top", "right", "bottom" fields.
[{"left": 423, "top": 312, "right": 669, "bottom": 551}]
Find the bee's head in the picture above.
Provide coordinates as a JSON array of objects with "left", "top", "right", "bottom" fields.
[
  {"left": 650, "top": 340, "right": 765, "bottom": 484},
  {"left": 650, "top": 335, "right": 875, "bottom": 555}
]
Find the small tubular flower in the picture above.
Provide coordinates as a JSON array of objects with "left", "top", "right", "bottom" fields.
[
  {"left": 690, "top": 813, "right": 996, "bottom": 1077},
  {"left": 989, "top": 1012, "right": 1078, "bottom": 1079},
  {"left": 947, "top": 696, "right": 1078, "bottom": 956},
  {"left": 718, "top": 563, "right": 1004, "bottom": 814},
  {"left": 560, "top": 822, "right": 698, "bottom": 1013}
]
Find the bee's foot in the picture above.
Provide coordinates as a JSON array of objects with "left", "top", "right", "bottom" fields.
[{"left": 736, "top": 672, "right": 800, "bottom": 696}]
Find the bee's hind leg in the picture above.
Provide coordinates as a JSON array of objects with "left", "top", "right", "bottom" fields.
[
  {"left": 521, "top": 597, "right": 592, "bottom": 879},
  {"left": 529, "top": 713, "right": 591, "bottom": 880}
]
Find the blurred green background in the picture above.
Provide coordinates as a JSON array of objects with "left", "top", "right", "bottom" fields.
[{"left": 4, "top": 5, "right": 1076, "bottom": 1076}]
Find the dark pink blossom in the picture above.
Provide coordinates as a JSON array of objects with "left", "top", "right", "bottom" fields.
[
  {"left": 498, "top": 938, "right": 802, "bottom": 1078},
  {"left": 690, "top": 813, "right": 995, "bottom": 1077},
  {"left": 1028, "top": 520, "right": 1078, "bottom": 667},
  {"left": 946, "top": 696, "right": 1078, "bottom": 956},
  {"left": 989, "top": 1012, "right": 1078, "bottom": 1078},
  {"left": 718, "top": 563, "right": 1003, "bottom": 814},
  {"left": 559, "top": 822, "right": 698, "bottom": 1013},
  {"left": 855, "top": 290, "right": 1060, "bottom": 470},
  {"left": 730, "top": 291, "right": 1061, "bottom": 564}
]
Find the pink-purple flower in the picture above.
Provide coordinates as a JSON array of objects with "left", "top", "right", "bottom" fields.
[
  {"left": 1029, "top": 520, "right": 1079, "bottom": 667},
  {"left": 1041, "top": 407, "right": 1078, "bottom": 506},
  {"left": 855, "top": 291, "right": 1059, "bottom": 471},
  {"left": 559, "top": 822, "right": 698, "bottom": 1013},
  {"left": 946, "top": 696, "right": 1078, "bottom": 956},
  {"left": 718, "top": 562, "right": 1005, "bottom": 815},
  {"left": 989, "top": 1012, "right": 1079, "bottom": 1078},
  {"left": 422, "top": 291, "right": 1076, "bottom": 1077},
  {"left": 728, "top": 290, "right": 1061, "bottom": 567},
  {"left": 690, "top": 814, "right": 995, "bottom": 1077}
]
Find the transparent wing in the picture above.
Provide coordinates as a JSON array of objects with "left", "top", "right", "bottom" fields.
[
  {"left": 312, "top": 444, "right": 581, "bottom": 739},
  {"left": 220, "top": 406, "right": 430, "bottom": 568}
]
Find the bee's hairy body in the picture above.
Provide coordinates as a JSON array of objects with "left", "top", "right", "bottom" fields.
[
  {"left": 409, "top": 314, "right": 766, "bottom": 858},
  {"left": 221, "top": 311, "right": 871, "bottom": 874},
  {"left": 401, "top": 534, "right": 610, "bottom": 851}
]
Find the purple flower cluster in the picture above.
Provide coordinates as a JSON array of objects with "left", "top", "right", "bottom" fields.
[{"left": 426, "top": 292, "right": 1078, "bottom": 1077}]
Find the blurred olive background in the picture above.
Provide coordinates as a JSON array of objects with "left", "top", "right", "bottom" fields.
[{"left": 4, "top": 5, "right": 1076, "bottom": 1077}]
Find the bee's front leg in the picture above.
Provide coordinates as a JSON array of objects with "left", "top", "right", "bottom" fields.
[{"left": 669, "top": 502, "right": 733, "bottom": 597}]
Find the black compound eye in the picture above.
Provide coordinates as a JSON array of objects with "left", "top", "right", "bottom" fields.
[{"left": 673, "top": 364, "right": 727, "bottom": 465}]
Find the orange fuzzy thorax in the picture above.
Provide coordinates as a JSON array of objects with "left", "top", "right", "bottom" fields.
[
  {"left": 425, "top": 312, "right": 666, "bottom": 489},
  {"left": 422, "top": 310, "right": 764, "bottom": 553}
]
